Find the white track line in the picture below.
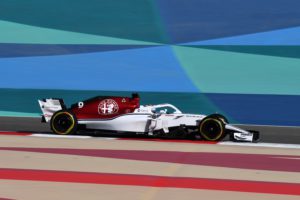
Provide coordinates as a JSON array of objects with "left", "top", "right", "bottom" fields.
[
  {"left": 31, "top": 134, "right": 93, "bottom": 139},
  {"left": 31, "top": 133, "right": 117, "bottom": 140},
  {"left": 219, "top": 141, "right": 300, "bottom": 149}
]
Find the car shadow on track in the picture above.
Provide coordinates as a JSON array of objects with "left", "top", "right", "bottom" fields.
[{"left": 10, "top": 129, "right": 230, "bottom": 143}]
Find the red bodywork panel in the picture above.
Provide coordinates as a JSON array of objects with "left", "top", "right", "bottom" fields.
[{"left": 71, "top": 94, "right": 140, "bottom": 120}]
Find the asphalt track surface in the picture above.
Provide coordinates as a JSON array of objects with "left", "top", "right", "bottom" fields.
[{"left": 0, "top": 116, "right": 299, "bottom": 144}]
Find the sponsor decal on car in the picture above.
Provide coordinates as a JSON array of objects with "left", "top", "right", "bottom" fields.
[
  {"left": 98, "top": 99, "right": 119, "bottom": 115},
  {"left": 78, "top": 102, "right": 84, "bottom": 108}
]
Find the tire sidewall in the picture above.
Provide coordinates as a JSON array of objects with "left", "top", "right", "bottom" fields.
[
  {"left": 50, "top": 110, "right": 77, "bottom": 135},
  {"left": 199, "top": 116, "right": 226, "bottom": 141}
]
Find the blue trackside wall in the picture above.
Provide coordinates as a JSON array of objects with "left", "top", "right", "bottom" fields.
[{"left": 1, "top": 0, "right": 300, "bottom": 125}]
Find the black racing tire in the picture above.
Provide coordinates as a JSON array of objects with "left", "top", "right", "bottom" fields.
[
  {"left": 199, "top": 115, "right": 226, "bottom": 141},
  {"left": 50, "top": 110, "right": 77, "bottom": 135}
]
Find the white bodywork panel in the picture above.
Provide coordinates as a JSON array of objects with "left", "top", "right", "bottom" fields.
[
  {"left": 79, "top": 114, "right": 151, "bottom": 133},
  {"left": 38, "top": 99, "right": 63, "bottom": 122},
  {"left": 225, "top": 124, "right": 254, "bottom": 141},
  {"left": 79, "top": 113, "right": 206, "bottom": 133},
  {"left": 78, "top": 104, "right": 206, "bottom": 133}
]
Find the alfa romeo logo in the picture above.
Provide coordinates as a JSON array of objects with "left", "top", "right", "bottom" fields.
[{"left": 98, "top": 99, "right": 119, "bottom": 115}]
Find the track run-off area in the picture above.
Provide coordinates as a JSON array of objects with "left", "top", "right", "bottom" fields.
[{"left": 0, "top": 117, "right": 299, "bottom": 200}]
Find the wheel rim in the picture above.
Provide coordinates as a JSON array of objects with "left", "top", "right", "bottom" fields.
[
  {"left": 200, "top": 118, "right": 224, "bottom": 141},
  {"left": 52, "top": 112, "right": 75, "bottom": 134}
]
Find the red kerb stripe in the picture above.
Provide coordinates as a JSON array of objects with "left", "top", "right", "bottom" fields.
[
  {"left": 0, "top": 168, "right": 299, "bottom": 195},
  {"left": 0, "top": 131, "right": 31, "bottom": 136}
]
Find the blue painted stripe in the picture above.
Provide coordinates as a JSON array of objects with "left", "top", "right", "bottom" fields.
[
  {"left": 185, "top": 26, "right": 300, "bottom": 45},
  {"left": 0, "top": 44, "right": 157, "bottom": 58},
  {"left": 206, "top": 93, "right": 300, "bottom": 126},
  {"left": 0, "top": 46, "right": 198, "bottom": 92}
]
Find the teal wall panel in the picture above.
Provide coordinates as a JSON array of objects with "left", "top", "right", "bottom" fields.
[{"left": 1, "top": 0, "right": 300, "bottom": 125}]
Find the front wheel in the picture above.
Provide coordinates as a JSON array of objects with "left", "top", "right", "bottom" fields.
[
  {"left": 50, "top": 110, "right": 77, "bottom": 135},
  {"left": 198, "top": 116, "right": 226, "bottom": 141}
]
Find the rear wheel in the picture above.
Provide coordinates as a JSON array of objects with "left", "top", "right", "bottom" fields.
[
  {"left": 51, "top": 110, "right": 77, "bottom": 135},
  {"left": 199, "top": 116, "right": 226, "bottom": 141}
]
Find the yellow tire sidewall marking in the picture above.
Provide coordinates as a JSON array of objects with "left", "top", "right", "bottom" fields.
[
  {"left": 51, "top": 112, "right": 75, "bottom": 135},
  {"left": 199, "top": 118, "right": 224, "bottom": 141}
]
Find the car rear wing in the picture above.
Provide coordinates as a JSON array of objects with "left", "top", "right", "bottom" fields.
[{"left": 38, "top": 99, "right": 66, "bottom": 123}]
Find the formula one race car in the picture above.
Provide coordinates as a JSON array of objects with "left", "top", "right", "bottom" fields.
[{"left": 38, "top": 93, "right": 259, "bottom": 142}]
